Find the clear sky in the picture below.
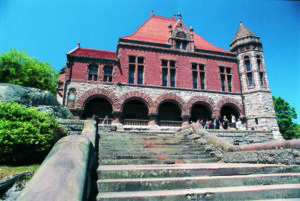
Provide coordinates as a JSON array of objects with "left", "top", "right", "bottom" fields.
[{"left": 1, "top": 0, "right": 299, "bottom": 123}]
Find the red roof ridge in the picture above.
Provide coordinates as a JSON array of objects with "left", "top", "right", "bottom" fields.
[
  {"left": 121, "top": 14, "right": 176, "bottom": 39},
  {"left": 78, "top": 47, "right": 116, "bottom": 53},
  {"left": 151, "top": 14, "right": 177, "bottom": 21},
  {"left": 70, "top": 47, "right": 117, "bottom": 59}
]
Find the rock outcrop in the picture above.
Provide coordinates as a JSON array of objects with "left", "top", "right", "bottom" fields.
[{"left": 0, "top": 83, "right": 73, "bottom": 119}]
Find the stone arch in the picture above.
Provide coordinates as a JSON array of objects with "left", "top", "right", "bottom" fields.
[
  {"left": 153, "top": 93, "right": 185, "bottom": 115},
  {"left": 215, "top": 98, "right": 244, "bottom": 117},
  {"left": 185, "top": 96, "right": 215, "bottom": 115},
  {"left": 119, "top": 91, "right": 154, "bottom": 114},
  {"left": 76, "top": 88, "right": 120, "bottom": 111}
]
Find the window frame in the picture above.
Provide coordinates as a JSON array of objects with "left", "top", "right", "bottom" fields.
[
  {"left": 161, "top": 59, "right": 177, "bottom": 87},
  {"left": 88, "top": 65, "right": 98, "bottom": 81},
  {"left": 103, "top": 65, "right": 113, "bottom": 83},
  {"left": 191, "top": 63, "right": 206, "bottom": 90}
]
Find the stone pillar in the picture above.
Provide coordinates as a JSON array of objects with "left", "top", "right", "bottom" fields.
[
  {"left": 148, "top": 113, "right": 160, "bottom": 130},
  {"left": 182, "top": 114, "right": 191, "bottom": 126},
  {"left": 148, "top": 113, "right": 158, "bottom": 126},
  {"left": 111, "top": 111, "right": 123, "bottom": 130}
]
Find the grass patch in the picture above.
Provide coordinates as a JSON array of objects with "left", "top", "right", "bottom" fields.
[{"left": 0, "top": 164, "right": 40, "bottom": 180}]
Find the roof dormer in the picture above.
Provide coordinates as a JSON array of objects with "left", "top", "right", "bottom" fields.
[{"left": 168, "top": 13, "right": 195, "bottom": 52}]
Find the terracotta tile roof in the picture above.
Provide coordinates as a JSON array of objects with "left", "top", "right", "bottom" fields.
[
  {"left": 70, "top": 48, "right": 117, "bottom": 59},
  {"left": 231, "top": 22, "right": 258, "bottom": 44},
  {"left": 122, "top": 15, "right": 231, "bottom": 53}
]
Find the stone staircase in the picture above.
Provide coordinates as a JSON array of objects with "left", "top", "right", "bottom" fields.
[{"left": 96, "top": 130, "right": 300, "bottom": 200}]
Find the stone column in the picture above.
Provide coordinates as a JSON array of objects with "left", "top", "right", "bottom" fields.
[
  {"left": 111, "top": 110, "right": 123, "bottom": 130},
  {"left": 148, "top": 113, "right": 160, "bottom": 130},
  {"left": 182, "top": 114, "right": 191, "bottom": 126}
]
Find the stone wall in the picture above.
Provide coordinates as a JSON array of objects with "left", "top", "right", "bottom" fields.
[
  {"left": 208, "top": 129, "right": 274, "bottom": 145},
  {"left": 56, "top": 119, "right": 84, "bottom": 135},
  {"left": 65, "top": 81, "right": 244, "bottom": 117},
  {"left": 177, "top": 125, "right": 300, "bottom": 165}
]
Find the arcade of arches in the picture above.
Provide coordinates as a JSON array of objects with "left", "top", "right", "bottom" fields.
[{"left": 81, "top": 96, "right": 242, "bottom": 126}]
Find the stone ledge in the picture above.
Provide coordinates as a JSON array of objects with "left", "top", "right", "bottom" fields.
[
  {"left": 177, "top": 125, "right": 300, "bottom": 165},
  {"left": 17, "top": 120, "right": 98, "bottom": 201}
]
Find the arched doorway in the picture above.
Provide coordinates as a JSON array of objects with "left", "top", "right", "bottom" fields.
[
  {"left": 158, "top": 102, "right": 182, "bottom": 121},
  {"left": 122, "top": 100, "right": 149, "bottom": 120},
  {"left": 220, "top": 104, "right": 240, "bottom": 123},
  {"left": 190, "top": 103, "right": 212, "bottom": 123},
  {"left": 83, "top": 98, "right": 112, "bottom": 119}
]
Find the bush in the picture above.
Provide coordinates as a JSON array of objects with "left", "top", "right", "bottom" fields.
[{"left": 0, "top": 102, "right": 66, "bottom": 164}]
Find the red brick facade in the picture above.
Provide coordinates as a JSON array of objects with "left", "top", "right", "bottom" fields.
[{"left": 58, "top": 13, "right": 278, "bottom": 131}]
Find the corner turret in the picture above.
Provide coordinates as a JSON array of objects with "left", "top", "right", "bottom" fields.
[{"left": 231, "top": 22, "right": 282, "bottom": 140}]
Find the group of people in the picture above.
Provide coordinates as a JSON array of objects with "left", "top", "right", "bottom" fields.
[{"left": 193, "top": 114, "right": 242, "bottom": 130}]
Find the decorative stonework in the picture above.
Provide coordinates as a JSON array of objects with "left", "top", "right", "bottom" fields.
[
  {"left": 153, "top": 93, "right": 185, "bottom": 114},
  {"left": 66, "top": 82, "right": 243, "bottom": 119},
  {"left": 185, "top": 96, "right": 215, "bottom": 115},
  {"left": 119, "top": 91, "right": 154, "bottom": 112},
  {"left": 76, "top": 88, "right": 120, "bottom": 111}
]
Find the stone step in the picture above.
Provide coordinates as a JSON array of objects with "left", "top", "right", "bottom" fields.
[
  {"left": 99, "top": 139, "right": 194, "bottom": 146},
  {"left": 99, "top": 154, "right": 214, "bottom": 160},
  {"left": 97, "top": 173, "right": 300, "bottom": 192},
  {"left": 99, "top": 144, "right": 203, "bottom": 151},
  {"left": 100, "top": 142, "right": 197, "bottom": 149},
  {"left": 99, "top": 158, "right": 219, "bottom": 165},
  {"left": 98, "top": 150, "right": 211, "bottom": 156},
  {"left": 97, "top": 163, "right": 300, "bottom": 179},
  {"left": 96, "top": 184, "right": 300, "bottom": 201},
  {"left": 99, "top": 135, "right": 189, "bottom": 142}
]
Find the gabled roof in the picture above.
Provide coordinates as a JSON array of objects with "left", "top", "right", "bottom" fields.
[
  {"left": 231, "top": 21, "right": 259, "bottom": 44},
  {"left": 69, "top": 47, "right": 117, "bottom": 60},
  {"left": 121, "top": 14, "right": 230, "bottom": 53}
]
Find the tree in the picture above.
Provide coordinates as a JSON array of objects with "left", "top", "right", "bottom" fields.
[
  {"left": 0, "top": 102, "right": 67, "bottom": 164},
  {"left": 0, "top": 48, "right": 58, "bottom": 95},
  {"left": 273, "top": 96, "right": 298, "bottom": 139}
]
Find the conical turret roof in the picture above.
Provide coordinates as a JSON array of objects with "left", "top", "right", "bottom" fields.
[{"left": 230, "top": 21, "right": 259, "bottom": 45}]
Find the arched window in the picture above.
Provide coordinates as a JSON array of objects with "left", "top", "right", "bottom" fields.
[
  {"left": 176, "top": 32, "right": 186, "bottom": 38},
  {"left": 88, "top": 65, "right": 98, "bottom": 81},
  {"left": 256, "top": 55, "right": 262, "bottom": 71},
  {"left": 244, "top": 56, "right": 251, "bottom": 71},
  {"left": 103, "top": 66, "right": 113, "bottom": 82}
]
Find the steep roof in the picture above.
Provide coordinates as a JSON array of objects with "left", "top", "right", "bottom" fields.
[
  {"left": 69, "top": 47, "right": 117, "bottom": 60},
  {"left": 231, "top": 21, "right": 259, "bottom": 44},
  {"left": 121, "top": 15, "right": 231, "bottom": 53}
]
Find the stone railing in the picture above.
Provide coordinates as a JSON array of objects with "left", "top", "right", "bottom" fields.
[
  {"left": 56, "top": 119, "right": 85, "bottom": 135},
  {"left": 177, "top": 125, "right": 300, "bottom": 165},
  {"left": 124, "top": 119, "right": 149, "bottom": 126},
  {"left": 160, "top": 120, "right": 182, "bottom": 127},
  {"left": 207, "top": 129, "right": 274, "bottom": 145},
  {"left": 16, "top": 119, "right": 98, "bottom": 201}
]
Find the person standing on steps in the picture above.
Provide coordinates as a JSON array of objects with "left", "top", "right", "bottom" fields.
[
  {"left": 223, "top": 116, "right": 229, "bottom": 129},
  {"left": 214, "top": 116, "right": 220, "bottom": 129},
  {"left": 231, "top": 114, "right": 236, "bottom": 129}
]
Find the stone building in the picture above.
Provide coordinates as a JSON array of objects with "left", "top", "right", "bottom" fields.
[{"left": 58, "top": 12, "right": 280, "bottom": 138}]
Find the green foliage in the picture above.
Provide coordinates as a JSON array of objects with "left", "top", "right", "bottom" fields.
[
  {"left": 295, "top": 124, "right": 300, "bottom": 139},
  {"left": 0, "top": 102, "right": 65, "bottom": 164},
  {"left": 273, "top": 96, "right": 298, "bottom": 139},
  {"left": 0, "top": 48, "right": 58, "bottom": 95}
]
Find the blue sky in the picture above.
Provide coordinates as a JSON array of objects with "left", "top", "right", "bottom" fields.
[{"left": 0, "top": 0, "right": 299, "bottom": 123}]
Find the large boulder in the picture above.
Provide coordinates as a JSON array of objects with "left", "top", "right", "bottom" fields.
[{"left": 0, "top": 83, "right": 73, "bottom": 119}]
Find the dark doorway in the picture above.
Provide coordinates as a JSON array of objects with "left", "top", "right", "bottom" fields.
[
  {"left": 123, "top": 100, "right": 149, "bottom": 120},
  {"left": 158, "top": 102, "right": 182, "bottom": 121},
  {"left": 83, "top": 98, "right": 112, "bottom": 119},
  {"left": 190, "top": 104, "right": 211, "bottom": 123},
  {"left": 220, "top": 105, "right": 239, "bottom": 123}
]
